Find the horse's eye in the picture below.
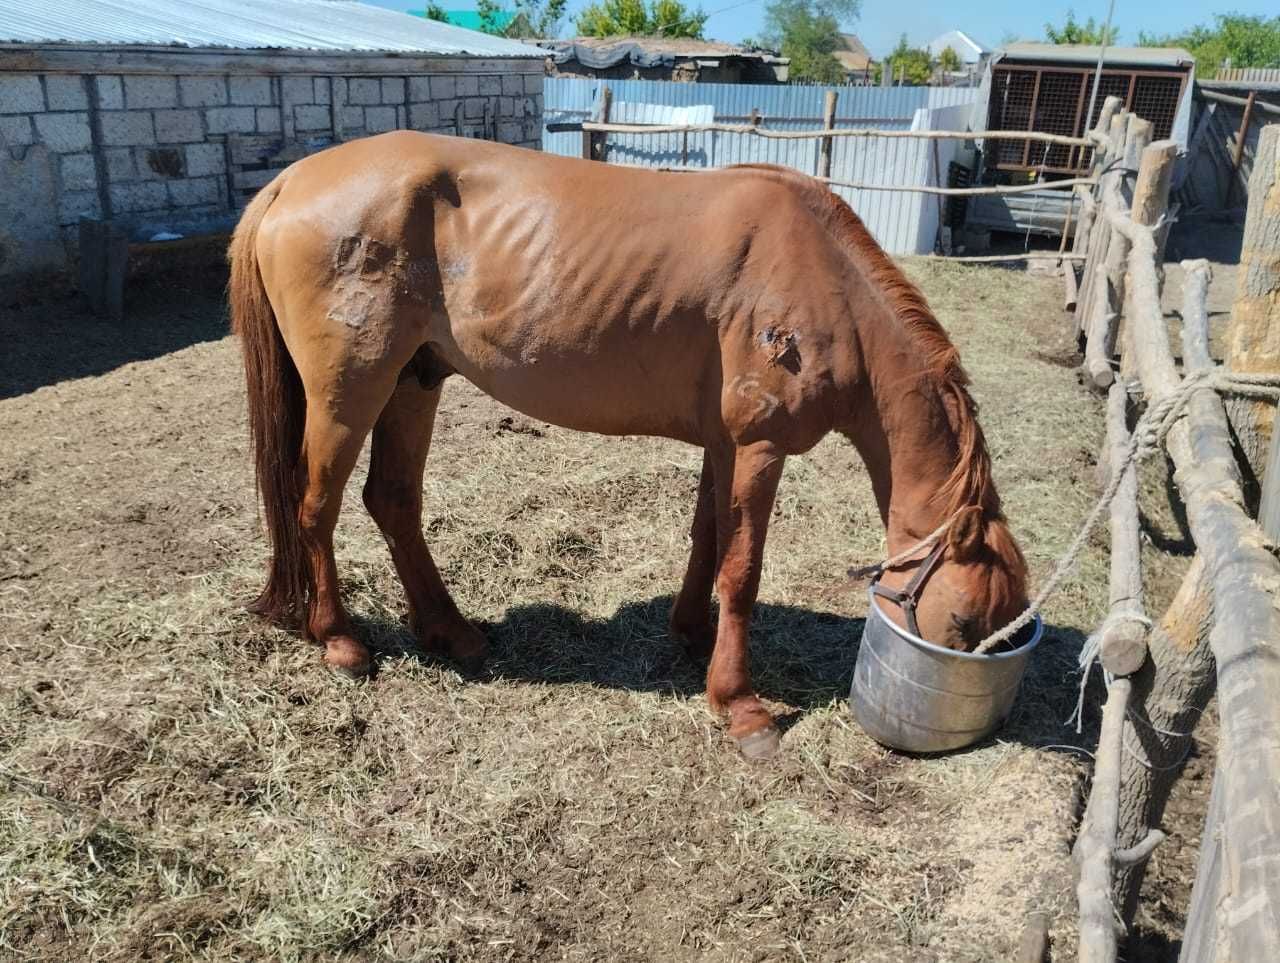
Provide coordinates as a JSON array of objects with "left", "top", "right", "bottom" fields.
[{"left": 951, "top": 614, "right": 977, "bottom": 635}]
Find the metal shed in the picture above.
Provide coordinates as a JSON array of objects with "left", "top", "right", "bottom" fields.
[
  {"left": 980, "top": 43, "right": 1195, "bottom": 176},
  {"left": 0, "top": 0, "right": 544, "bottom": 278}
]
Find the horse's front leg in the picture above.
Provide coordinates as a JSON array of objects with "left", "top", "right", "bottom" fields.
[{"left": 706, "top": 441, "right": 785, "bottom": 759}]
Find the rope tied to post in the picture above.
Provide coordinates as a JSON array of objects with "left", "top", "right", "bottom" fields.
[{"left": 972, "top": 367, "right": 1280, "bottom": 655}]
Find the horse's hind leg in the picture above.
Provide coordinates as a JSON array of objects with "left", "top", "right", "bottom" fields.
[
  {"left": 670, "top": 449, "right": 722, "bottom": 659},
  {"left": 294, "top": 373, "right": 399, "bottom": 677},
  {"left": 364, "top": 376, "right": 488, "bottom": 668}
]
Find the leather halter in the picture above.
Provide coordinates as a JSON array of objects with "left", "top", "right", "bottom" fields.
[{"left": 867, "top": 541, "right": 947, "bottom": 637}]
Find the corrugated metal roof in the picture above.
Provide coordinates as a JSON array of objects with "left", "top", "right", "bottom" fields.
[
  {"left": 0, "top": 0, "right": 543, "bottom": 56},
  {"left": 996, "top": 42, "right": 1194, "bottom": 68}
]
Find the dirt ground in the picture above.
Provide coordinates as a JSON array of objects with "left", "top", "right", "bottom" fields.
[{"left": 0, "top": 241, "right": 1212, "bottom": 961}]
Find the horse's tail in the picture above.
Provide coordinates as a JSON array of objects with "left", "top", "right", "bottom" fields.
[{"left": 228, "top": 178, "right": 309, "bottom": 625}]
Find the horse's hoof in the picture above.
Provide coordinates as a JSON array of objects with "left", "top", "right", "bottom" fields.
[
  {"left": 415, "top": 617, "right": 488, "bottom": 666},
  {"left": 453, "top": 653, "right": 488, "bottom": 679},
  {"left": 323, "top": 637, "right": 372, "bottom": 679},
  {"left": 734, "top": 724, "right": 782, "bottom": 761}
]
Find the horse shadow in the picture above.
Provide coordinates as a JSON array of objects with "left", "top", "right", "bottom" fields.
[{"left": 359, "top": 594, "right": 1101, "bottom": 752}]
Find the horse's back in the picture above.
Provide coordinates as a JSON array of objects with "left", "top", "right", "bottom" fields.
[{"left": 253, "top": 132, "right": 845, "bottom": 446}]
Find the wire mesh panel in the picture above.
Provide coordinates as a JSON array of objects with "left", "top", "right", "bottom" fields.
[
  {"left": 987, "top": 63, "right": 1188, "bottom": 175},
  {"left": 1032, "top": 71, "right": 1085, "bottom": 170},
  {"left": 1132, "top": 75, "right": 1184, "bottom": 141},
  {"left": 986, "top": 68, "right": 1036, "bottom": 167}
]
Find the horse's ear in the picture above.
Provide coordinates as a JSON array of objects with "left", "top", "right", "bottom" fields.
[{"left": 947, "top": 505, "right": 985, "bottom": 562}]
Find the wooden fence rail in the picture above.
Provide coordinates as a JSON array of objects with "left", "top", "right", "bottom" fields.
[
  {"left": 580, "top": 119, "right": 1094, "bottom": 147},
  {"left": 1072, "top": 114, "right": 1280, "bottom": 961}
]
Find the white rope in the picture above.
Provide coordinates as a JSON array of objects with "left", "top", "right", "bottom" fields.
[
  {"left": 1070, "top": 611, "right": 1153, "bottom": 732},
  {"left": 972, "top": 368, "right": 1280, "bottom": 655}
]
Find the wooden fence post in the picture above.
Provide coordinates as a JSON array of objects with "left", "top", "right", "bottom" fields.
[
  {"left": 1083, "top": 114, "right": 1153, "bottom": 387},
  {"left": 1227, "top": 90, "right": 1257, "bottom": 206},
  {"left": 582, "top": 84, "right": 612, "bottom": 161},
  {"left": 1223, "top": 124, "right": 1280, "bottom": 483},
  {"left": 1112, "top": 261, "right": 1218, "bottom": 926},
  {"left": 1116, "top": 139, "right": 1178, "bottom": 381},
  {"left": 1112, "top": 194, "right": 1280, "bottom": 962},
  {"left": 1069, "top": 96, "right": 1124, "bottom": 318},
  {"left": 1076, "top": 677, "right": 1133, "bottom": 962},
  {"left": 819, "top": 90, "right": 838, "bottom": 180},
  {"left": 1076, "top": 101, "right": 1127, "bottom": 344}
]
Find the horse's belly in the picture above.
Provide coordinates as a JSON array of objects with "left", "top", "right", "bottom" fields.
[{"left": 436, "top": 316, "right": 711, "bottom": 443}]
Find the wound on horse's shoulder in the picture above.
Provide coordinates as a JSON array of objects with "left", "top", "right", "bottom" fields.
[{"left": 758, "top": 326, "right": 802, "bottom": 373}]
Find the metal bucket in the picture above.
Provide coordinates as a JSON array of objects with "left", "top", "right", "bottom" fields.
[{"left": 849, "top": 588, "right": 1043, "bottom": 753}]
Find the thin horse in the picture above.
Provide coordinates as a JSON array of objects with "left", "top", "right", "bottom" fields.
[{"left": 229, "top": 132, "right": 1027, "bottom": 758}]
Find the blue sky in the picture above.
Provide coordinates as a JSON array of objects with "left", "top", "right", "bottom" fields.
[{"left": 364, "top": 0, "right": 1277, "bottom": 57}]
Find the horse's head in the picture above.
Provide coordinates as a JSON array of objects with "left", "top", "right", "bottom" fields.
[{"left": 875, "top": 506, "right": 1028, "bottom": 652}]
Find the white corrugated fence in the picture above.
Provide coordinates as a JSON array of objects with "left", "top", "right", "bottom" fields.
[{"left": 542, "top": 78, "right": 981, "bottom": 254}]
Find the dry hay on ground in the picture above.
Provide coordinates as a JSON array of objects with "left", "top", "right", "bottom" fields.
[{"left": 0, "top": 252, "right": 1197, "bottom": 960}]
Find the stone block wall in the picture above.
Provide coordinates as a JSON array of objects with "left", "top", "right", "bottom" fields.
[{"left": 0, "top": 64, "right": 544, "bottom": 275}]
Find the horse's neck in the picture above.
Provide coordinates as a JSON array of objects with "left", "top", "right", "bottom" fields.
[{"left": 848, "top": 339, "right": 960, "bottom": 556}]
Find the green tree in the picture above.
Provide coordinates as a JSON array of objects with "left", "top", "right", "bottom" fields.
[
  {"left": 472, "top": 0, "right": 567, "bottom": 37},
  {"left": 757, "top": 0, "right": 861, "bottom": 84},
  {"left": 477, "top": 0, "right": 507, "bottom": 34},
  {"left": 881, "top": 34, "right": 933, "bottom": 85},
  {"left": 1045, "top": 9, "right": 1118, "bottom": 45},
  {"left": 424, "top": 2, "right": 448, "bottom": 22},
  {"left": 1140, "top": 14, "right": 1280, "bottom": 77},
  {"left": 938, "top": 45, "right": 961, "bottom": 72},
  {"left": 574, "top": 0, "right": 707, "bottom": 38}
]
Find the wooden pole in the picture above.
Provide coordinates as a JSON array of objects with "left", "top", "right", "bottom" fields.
[
  {"left": 1070, "top": 94, "right": 1124, "bottom": 328},
  {"left": 1076, "top": 109, "right": 1127, "bottom": 344},
  {"left": 583, "top": 85, "right": 612, "bottom": 161},
  {"left": 1083, "top": 114, "right": 1151, "bottom": 385},
  {"left": 1223, "top": 124, "right": 1280, "bottom": 483},
  {"left": 1260, "top": 421, "right": 1280, "bottom": 535},
  {"left": 1111, "top": 196, "right": 1280, "bottom": 960},
  {"left": 1076, "top": 676, "right": 1132, "bottom": 962},
  {"left": 1090, "top": 116, "right": 1154, "bottom": 388},
  {"left": 1064, "top": 256, "right": 1080, "bottom": 311},
  {"left": 1112, "top": 261, "right": 1218, "bottom": 925},
  {"left": 1117, "top": 139, "right": 1179, "bottom": 382},
  {"left": 819, "top": 89, "right": 838, "bottom": 180},
  {"left": 1227, "top": 90, "right": 1257, "bottom": 206},
  {"left": 1180, "top": 763, "right": 1226, "bottom": 961},
  {"left": 584, "top": 120, "right": 1093, "bottom": 147},
  {"left": 1097, "top": 381, "right": 1148, "bottom": 676}
]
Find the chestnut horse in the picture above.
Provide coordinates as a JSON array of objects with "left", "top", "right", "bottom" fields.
[{"left": 228, "top": 131, "right": 1027, "bottom": 758}]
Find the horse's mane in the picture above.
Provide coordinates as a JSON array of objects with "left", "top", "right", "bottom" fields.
[{"left": 729, "top": 165, "right": 1027, "bottom": 616}]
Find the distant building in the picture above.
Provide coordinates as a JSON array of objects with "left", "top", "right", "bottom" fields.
[
  {"left": 928, "top": 30, "right": 990, "bottom": 67},
  {"left": 833, "top": 34, "right": 876, "bottom": 84},
  {"left": 543, "top": 37, "right": 789, "bottom": 84}
]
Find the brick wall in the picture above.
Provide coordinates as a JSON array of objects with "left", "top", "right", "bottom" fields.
[{"left": 0, "top": 64, "right": 543, "bottom": 274}]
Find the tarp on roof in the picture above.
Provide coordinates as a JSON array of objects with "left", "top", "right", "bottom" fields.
[
  {"left": 544, "top": 40, "right": 780, "bottom": 70},
  {"left": 0, "top": 0, "right": 542, "bottom": 57},
  {"left": 994, "top": 42, "right": 1194, "bottom": 69}
]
